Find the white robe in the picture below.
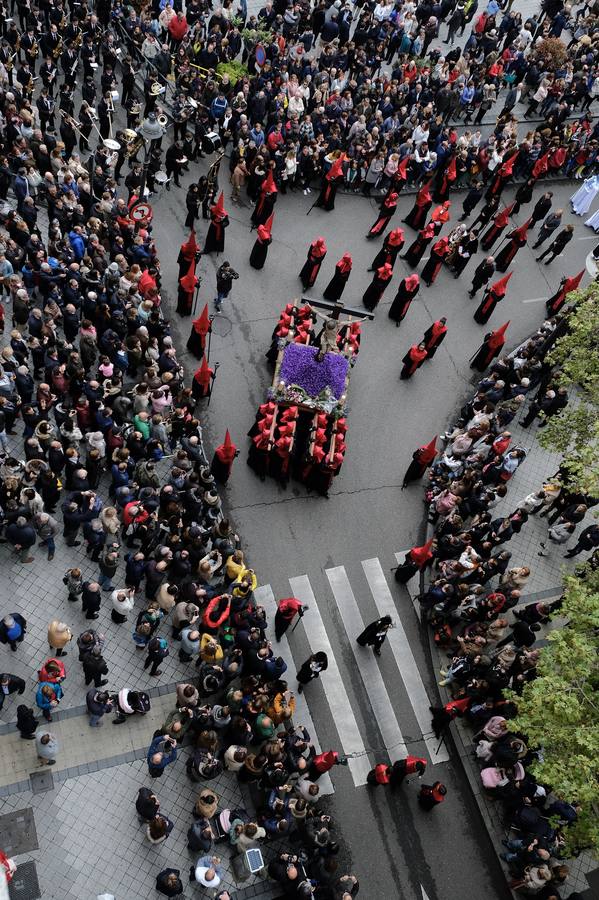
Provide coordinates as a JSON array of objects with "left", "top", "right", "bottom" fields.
[
  {"left": 584, "top": 209, "right": 599, "bottom": 232},
  {"left": 570, "top": 175, "right": 599, "bottom": 215}
]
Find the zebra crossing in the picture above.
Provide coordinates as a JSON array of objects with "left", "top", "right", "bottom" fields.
[{"left": 255, "top": 551, "right": 450, "bottom": 792}]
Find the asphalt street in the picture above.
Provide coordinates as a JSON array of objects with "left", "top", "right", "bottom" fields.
[{"left": 147, "top": 149, "right": 593, "bottom": 900}]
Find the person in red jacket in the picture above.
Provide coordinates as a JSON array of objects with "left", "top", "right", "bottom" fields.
[
  {"left": 168, "top": 11, "right": 188, "bottom": 49},
  {"left": 274, "top": 597, "right": 305, "bottom": 641},
  {"left": 367, "top": 763, "right": 392, "bottom": 786},
  {"left": 418, "top": 781, "right": 447, "bottom": 810},
  {"left": 390, "top": 755, "right": 427, "bottom": 786},
  {"left": 308, "top": 749, "right": 347, "bottom": 781}
]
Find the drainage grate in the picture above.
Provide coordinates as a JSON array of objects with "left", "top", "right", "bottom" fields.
[
  {"left": 0, "top": 809, "right": 38, "bottom": 856},
  {"left": 8, "top": 861, "right": 41, "bottom": 900},
  {"left": 29, "top": 769, "right": 54, "bottom": 795}
]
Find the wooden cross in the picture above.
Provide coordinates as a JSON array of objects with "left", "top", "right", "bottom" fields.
[{"left": 303, "top": 297, "right": 375, "bottom": 321}]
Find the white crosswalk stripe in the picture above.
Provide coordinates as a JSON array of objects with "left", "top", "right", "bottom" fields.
[
  {"left": 256, "top": 555, "right": 448, "bottom": 788},
  {"left": 326, "top": 566, "right": 407, "bottom": 759},
  {"left": 253, "top": 584, "right": 334, "bottom": 795},
  {"left": 362, "top": 559, "right": 450, "bottom": 765},
  {"left": 289, "top": 575, "right": 373, "bottom": 787}
]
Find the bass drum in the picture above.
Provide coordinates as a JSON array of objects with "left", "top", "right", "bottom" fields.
[{"left": 202, "top": 130, "right": 222, "bottom": 154}]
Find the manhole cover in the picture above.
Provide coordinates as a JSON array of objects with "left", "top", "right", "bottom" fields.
[
  {"left": 8, "top": 861, "right": 41, "bottom": 900},
  {"left": 211, "top": 314, "right": 232, "bottom": 337},
  {"left": 29, "top": 770, "right": 54, "bottom": 795},
  {"left": 0, "top": 810, "right": 38, "bottom": 855}
]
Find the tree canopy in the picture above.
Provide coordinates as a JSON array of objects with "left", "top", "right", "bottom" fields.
[
  {"left": 538, "top": 284, "right": 599, "bottom": 496},
  {"left": 512, "top": 563, "right": 599, "bottom": 855}
]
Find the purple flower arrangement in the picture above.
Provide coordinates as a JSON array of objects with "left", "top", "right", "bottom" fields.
[{"left": 279, "top": 343, "right": 349, "bottom": 400}]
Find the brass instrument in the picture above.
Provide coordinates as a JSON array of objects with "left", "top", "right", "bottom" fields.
[
  {"left": 156, "top": 113, "right": 168, "bottom": 128},
  {"left": 5, "top": 52, "right": 17, "bottom": 72},
  {"left": 125, "top": 132, "right": 144, "bottom": 158},
  {"left": 149, "top": 81, "right": 165, "bottom": 96},
  {"left": 74, "top": 31, "right": 83, "bottom": 49},
  {"left": 27, "top": 39, "right": 39, "bottom": 61},
  {"left": 52, "top": 38, "right": 63, "bottom": 61}
]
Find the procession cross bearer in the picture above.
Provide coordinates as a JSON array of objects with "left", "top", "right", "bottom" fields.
[{"left": 303, "top": 297, "right": 374, "bottom": 361}]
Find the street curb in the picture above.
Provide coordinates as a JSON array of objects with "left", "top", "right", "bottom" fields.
[{"left": 416, "top": 379, "right": 516, "bottom": 893}]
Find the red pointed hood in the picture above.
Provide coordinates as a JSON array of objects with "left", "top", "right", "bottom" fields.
[
  {"left": 180, "top": 229, "right": 199, "bottom": 259},
  {"left": 563, "top": 270, "right": 584, "bottom": 294},
  {"left": 326, "top": 154, "right": 346, "bottom": 181},
  {"left": 446, "top": 157, "right": 457, "bottom": 180},
  {"left": 258, "top": 212, "right": 274, "bottom": 241},
  {"left": 180, "top": 257, "right": 197, "bottom": 293},
  {"left": 488, "top": 320, "right": 510, "bottom": 349},
  {"left": 194, "top": 356, "right": 213, "bottom": 387},
  {"left": 216, "top": 429, "right": 237, "bottom": 463},
  {"left": 417, "top": 182, "right": 432, "bottom": 204},
  {"left": 431, "top": 204, "right": 450, "bottom": 222},
  {"left": 261, "top": 169, "right": 278, "bottom": 195},
  {"left": 491, "top": 272, "right": 513, "bottom": 297},
  {"left": 388, "top": 227, "right": 404, "bottom": 247},
  {"left": 338, "top": 252, "right": 352, "bottom": 274},
  {"left": 313, "top": 236, "right": 327, "bottom": 256},
  {"left": 419, "top": 436, "right": 438, "bottom": 464},
  {"left": 431, "top": 319, "right": 448, "bottom": 337},
  {"left": 377, "top": 262, "right": 393, "bottom": 280},
  {"left": 405, "top": 273, "right": 420, "bottom": 290},
  {"left": 387, "top": 191, "right": 399, "bottom": 205},
  {"left": 193, "top": 303, "right": 211, "bottom": 335},
  {"left": 500, "top": 150, "right": 519, "bottom": 176},
  {"left": 532, "top": 150, "right": 550, "bottom": 179},
  {"left": 495, "top": 203, "right": 514, "bottom": 228},
  {"left": 512, "top": 218, "right": 531, "bottom": 240},
  {"left": 211, "top": 191, "right": 227, "bottom": 218},
  {"left": 410, "top": 537, "right": 434, "bottom": 566},
  {"left": 433, "top": 236, "right": 449, "bottom": 253},
  {"left": 397, "top": 156, "right": 410, "bottom": 179}
]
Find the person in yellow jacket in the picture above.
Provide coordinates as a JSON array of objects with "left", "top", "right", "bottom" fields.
[{"left": 199, "top": 634, "right": 223, "bottom": 665}]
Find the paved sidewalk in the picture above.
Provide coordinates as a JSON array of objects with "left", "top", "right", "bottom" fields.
[{"left": 421, "top": 360, "right": 599, "bottom": 900}]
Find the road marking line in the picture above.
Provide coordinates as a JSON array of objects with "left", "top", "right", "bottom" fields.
[
  {"left": 326, "top": 566, "right": 407, "bottom": 758},
  {"left": 289, "top": 575, "right": 372, "bottom": 786},
  {"left": 362, "top": 558, "right": 450, "bottom": 765},
  {"left": 522, "top": 296, "right": 548, "bottom": 303},
  {"left": 254, "top": 584, "right": 333, "bottom": 795}
]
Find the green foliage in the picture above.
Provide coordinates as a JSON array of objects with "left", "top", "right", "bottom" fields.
[
  {"left": 216, "top": 60, "right": 249, "bottom": 83},
  {"left": 512, "top": 566, "right": 599, "bottom": 855},
  {"left": 241, "top": 25, "right": 275, "bottom": 47},
  {"left": 537, "top": 284, "right": 599, "bottom": 495}
]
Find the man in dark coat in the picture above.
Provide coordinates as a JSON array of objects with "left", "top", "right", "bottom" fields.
[
  {"left": 529, "top": 191, "right": 553, "bottom": 227},
  {"left": 0, "top": 673, "right": 26, "bottom": 709},
  {"left": 6, "top": 516, "right": 36, "bottom": 562},
  {"left": 469, "top": 256, "right": 495, "bottom": 297},
  {"left": 536, "top": 225, "right": 574, "bottom": 264}
]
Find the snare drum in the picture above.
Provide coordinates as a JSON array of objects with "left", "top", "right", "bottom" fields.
[
  {"left": 110, "top": 90, "right": 120, "bottom": 103},
  {"left": 154, "top": 171, "right": 168, "bottom": 185}
]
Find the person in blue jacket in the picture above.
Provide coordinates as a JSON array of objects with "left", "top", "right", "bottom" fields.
[{"left": 147, "top": 734, "right": 177, "bottom": 777}]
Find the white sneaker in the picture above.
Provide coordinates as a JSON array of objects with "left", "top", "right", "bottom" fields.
[
  {"left": 306, "top": 187, "right": 311, "bottom": 193},
  {"left": 303, "top": 189, "right": 308, "bottom": 195}
]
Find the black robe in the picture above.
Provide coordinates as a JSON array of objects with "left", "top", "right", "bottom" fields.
[
  {"left": 299, "top": 247, "right": 326, "bottom": 289},
  {"left": 362, "top": 272, "right": 392, "bottom": 311},
  {"left": 204, "top": 215, "right": 229, "bottom": 254},
  {"left": 388, "top": 280, "right": 419, "bottom": 324},
  {"left": 323, "top": 264, "right": 351, "bottom": 301},
  {"left": 249, "top": 235, "right": 271, "bottom": 269}
]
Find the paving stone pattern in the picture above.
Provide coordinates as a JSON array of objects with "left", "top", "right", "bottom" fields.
[{"left": 1, "top": 761, "right": 281, "bottom": 900}]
